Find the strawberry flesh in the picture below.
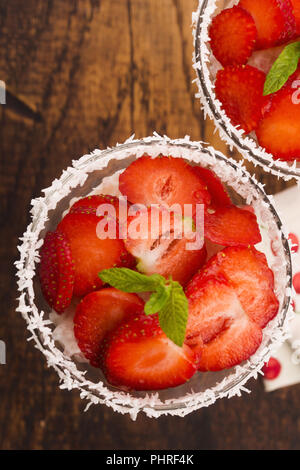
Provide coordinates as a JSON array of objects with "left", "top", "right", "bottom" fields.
[
  {"left": 101, "top": 314, "right": 197, "bottom": 391},
  {"left": 39, "top": 231, "right": 75, "bottom": 314},
  {"left": 57, "top": 213, "right": 135, "bottom": 297},
  {"left": 186, "top": 277, "right": 262, "bottom": 371},
  {"left": 198, "top": 311, "right": 262, "bottom": 372},
  {"left": 239, "top": 0, "right": 296, "bottom": 49},
  {"left": 290, "top": 0, "right": 300, "bottom": 34},
  {"left": 124, "top": 206, "right": 207, "bottom": 286},
  {"left": 192, "top": 166, "right": 232, "bottom": 208},
  {"left": 215, "top": 65, "right": 266, "bottom": 134},
  {"left": 256, "top": 67, "right": 300, "bottom": 161},
  {"left": 74, "top": 288, "right": 144, "bottom": 367},
  {"left": 204, "top": 205, "right": 262, "bottom": 247},
  {"left": 119, "top": 155, "right": 211, "bottom": 213},
  {"left": 209, "top": 6, "right": 257, "bottom": 66},
  {"left": 187, "top": 246, "right": 279, "bottom": 328}
]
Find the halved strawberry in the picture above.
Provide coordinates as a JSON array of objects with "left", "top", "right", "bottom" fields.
[
  {"left": 256, "top": 67, "right": 300, "bottom": 161},
  {"left": 119, "top": 155, "right": 211, "bottom": 213},
  {"left": 74, "top": 288, "right": 144, "bottom": 367},
  {"left": 39, "top": 231, "right": 75, "bottom": 313},
  {"left": 186, "top": 277, "right": 262, "bottom": 371},
  {"left": 209, "top": 6, "right": 257, "bottom": 66},
  {"left": 239, "top": 0, "right": 296, "bottom": 49},
  {"left": 187, "top": 246, "right": 279, "bottom": 328},
  {"left": 215, "top": 65, "right": 266, "bottom": 134},
  {"left": 57, "top": 213, "right": 135, "bottom": 297},
  {"left": 124, "top": 206, "right": 207, "bottom": 286},
  {"left": 192, "top": 166, "right": 232, "bottom": 208},
  {"left": 101, "top": 313, "right": 197, "bottom": 391},
  {"left": 198, "top": 311, "right": 262, "bottom": 372},
  {"left": 70, "top": 194, "right": 128, "bottom": 220},
  {"left": 290, "top": 0, "right": 300, "bottom": 34},
  {"left": 204, "top": 205, "right": 262, "bottom": 247}
]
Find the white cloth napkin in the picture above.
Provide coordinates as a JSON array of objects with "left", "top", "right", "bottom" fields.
[{"left": 264, "top": 185, "right": 300, "bottom": 392}]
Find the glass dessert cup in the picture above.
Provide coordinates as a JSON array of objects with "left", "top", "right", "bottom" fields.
[
  {"left": 16, "top": 135, "right": 293, "bottom": 419},
  {"left": 193, "top": 0, "right": 300, "bottom": 181}
]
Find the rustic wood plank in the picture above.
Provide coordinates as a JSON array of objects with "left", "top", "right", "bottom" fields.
[{"left": 0, "top": 0, "right": 299, "bottom": 450}]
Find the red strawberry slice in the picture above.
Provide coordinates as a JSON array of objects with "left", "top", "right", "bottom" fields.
[
  {"left": 192, "top": 166, "right": 232, "bottom": 208},
  {"left": 186, "top": 277, "right": 262, "bottom": 371},
  {"left": 74, "top": 288, "right": 144, "bottom": 367},
  {"left": 119, "top": 155, "right": 211, "bottom": 213},
  {"left": 186, "top": 276, "right": 241, "bottom": 346},
  {"left": 204, "top": 205, "right": 262, "bottom": 247},
  {"left": 198, "top": 313, "right": 262, "bottom": 372},
  {"left": 39, "top": 231, "right": 74, "bottom": 314},
  {"left": 187, "top": 246, "right": 279, "bottom": 328},
  {"left": 262, "top": 357, "right": 282, "bottom": 379},
  {"left": 239, "top": 0, "right": 296, "bottom": 49},
  {"left": 124, "top": 206, "right": 207, "bottom": 286},
  {"left": 101, "top": 313, "right": 197, "bottom": 391},
  {"left": 215, "top": 65, "right": 266, "bottom": 134},
  {"left": 57, "top": 213, "right": 135, "bottom": 297},
  {"left": 70, "top": 194, "right": 128, "bottom": 220},
  {"left": 209, "top": 6, "right": 257, "bottom": 66},
  {"left": 290, "top": 0, "right": 300, "bottom": 34},
  {"left": 256, "top": 67, "right": 300, "bottom": 161}
]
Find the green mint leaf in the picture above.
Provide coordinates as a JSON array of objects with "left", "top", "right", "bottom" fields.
[
  {"left": 264, "top": 41, "right": 300, "bottom": 96},
  {"left": 158, "top": 281, "right": 188, "bottom": 347},
  {"left": 99, "top": 268, "right": 165, "bottom": 293},
  {"left": 99, "top": 268, "right": 189, "bottom": 347},
  {"left": 144, "top": 284, "right": 171, "bottom": 315}
]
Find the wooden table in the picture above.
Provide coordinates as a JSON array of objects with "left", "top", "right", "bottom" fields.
[{"left": 0, "top": 0, "right": 299, "bottom": 450}]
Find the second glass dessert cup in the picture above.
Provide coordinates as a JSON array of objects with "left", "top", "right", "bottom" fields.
[
  {"left": 16, "top": 135, "right": 293, "bottom": 419},
  {"left": 193, "top": 0, "right": 300, "bottom": 181}
]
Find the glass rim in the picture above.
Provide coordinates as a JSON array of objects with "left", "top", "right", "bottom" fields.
[
  {"left": 19, "top": 137, "right": 293, "bottom": 417},
  {"left": 194, "top": 0, "right": 300, "bottom": 181}
]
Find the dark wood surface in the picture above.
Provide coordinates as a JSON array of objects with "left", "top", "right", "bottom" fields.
[{"left": 0, "top": 0, "right": 299, "bottom": 450}]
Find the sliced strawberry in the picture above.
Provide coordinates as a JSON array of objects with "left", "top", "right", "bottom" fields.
[
  {"left": 124, "top": 206, "right": 207, "bottom": 286},
  {"left": 290, "top": 0, "right": 300, "bottom": 34},
  {"left": 186, "top": 276, "right": 241, "bottom": 346},
  {"left": 209, "top": 6, "right": 257, "bottom": 66},
  {"left": 186, "top": 276, "right": 262, "bottom": 371},
  {"left": 187, "top": 246, "right": 279, "bottom": 328},
  {"left": 239, "top": 0, "right": 296, "bottom": 49},
  {"left": 215, "top": 65, "right": 266, "bottom": 134},
  {"left": 57, "top": 213, "right": 135, "bottom": 297},
  {"left": 70, "top": 194, "right": 128, "bottom": 220},
  {"left": 192, "top": 166, "right": 232, "bottom": 208},
  {"left": 101, "top": 313, "right": 197, "bottom": 391},
  {"left": 74, "top": 288, "right": 144, "bottom": 367},
  {"left": 198, "top": 311, "right": 262, "bottom": 372},
  {"left": 39, "top": 231, "right": 75, "bottom": 314},
  {"left": 204, "top": 205, "right": 262, "bottom": 247},
  {"left": 119, "top": 155, "right": 211, "bottom": 213},
  {"left": 256, "top": 67, "right": 300, "bottom": 161}
]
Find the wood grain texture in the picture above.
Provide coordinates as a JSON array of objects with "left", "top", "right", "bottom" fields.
[{"left": 0, "top": 0, "right": 299, "bottom": 450}]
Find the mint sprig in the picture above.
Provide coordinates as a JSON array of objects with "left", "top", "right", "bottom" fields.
[
  {"left": 99, "top": 268, "right": 188, "bottom": 347},
  {"left": 264, "top": 41, "right": 300, "bottom": 96}
]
